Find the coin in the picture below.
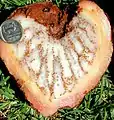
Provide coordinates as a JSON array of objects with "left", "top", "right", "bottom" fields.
[{"left": 0, "top": 19, "right": 23, "bottom": 43}]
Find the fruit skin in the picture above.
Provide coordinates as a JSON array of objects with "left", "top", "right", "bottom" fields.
[{"left": 0, "top": 0, "right": 113, "bottom": 116}]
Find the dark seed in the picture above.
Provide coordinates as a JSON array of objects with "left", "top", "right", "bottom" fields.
[{"left": 50, "top": 23, "right": 54, "bottom": 28}]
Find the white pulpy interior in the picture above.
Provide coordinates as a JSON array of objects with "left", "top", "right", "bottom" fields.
[{"left": 12, "top": 14, "right": 97, "bottom": 99}]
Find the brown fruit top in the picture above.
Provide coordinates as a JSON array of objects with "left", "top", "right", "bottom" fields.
[{"left": 9, "top": 2, "right": 68, "bottom": 39}]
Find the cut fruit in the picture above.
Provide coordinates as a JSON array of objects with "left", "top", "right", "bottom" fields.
[{"left": 0, "top": 0, "right": 113, "bottom": 116}]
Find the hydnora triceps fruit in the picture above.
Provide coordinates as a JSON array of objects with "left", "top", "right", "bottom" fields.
[{"left": 0, "top": 0, "right": 113, "bottom": 116}]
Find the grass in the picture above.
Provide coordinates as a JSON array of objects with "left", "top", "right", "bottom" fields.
[
  {"left": 0, "top": 0, "right": 114, "bottom": 120},
  {"left": 0, "top": 0, "right": 79, "bottom": 9},
  {"left": 0, "top": 69, "right": 114, "bottom": 120}
]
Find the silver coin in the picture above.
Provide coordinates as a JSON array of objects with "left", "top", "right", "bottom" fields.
[{"left": 0, "top": 19, "right": 23, "bottom": 43}]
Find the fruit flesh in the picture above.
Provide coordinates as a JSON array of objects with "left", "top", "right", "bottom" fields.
[
  {"left": 11, "top": 10, "right": 97, "bottom": 100},
  {"left": 0, "top": 1, "right": 112, "bottom": 116}
]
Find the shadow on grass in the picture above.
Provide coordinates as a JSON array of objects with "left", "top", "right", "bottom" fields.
[
  {"left": 0, "top": 9, "right": 15, "bottom": 23},
  {"left": 108, "top": 40, "right": 114, "bottom": 85},
  {"left": 0, "top": 58, "right": 29, "bottom": 103}
]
